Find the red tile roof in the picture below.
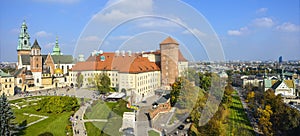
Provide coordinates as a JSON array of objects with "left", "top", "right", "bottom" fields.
[
  {"left": 160, "top": 36, "right": 179, "bottom": 45},
  {"left": 71, "top": 52, "right": 160, "bottom": 73}
]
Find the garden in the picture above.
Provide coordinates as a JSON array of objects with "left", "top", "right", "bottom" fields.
[{"left": 10, "top": 96, "right": 79, "bottom": 136}]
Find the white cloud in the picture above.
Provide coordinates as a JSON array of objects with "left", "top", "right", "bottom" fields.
[
  {"left": 92, "top": 0, "right": 153, "bottom": 23},
  {"left": 276, "top": 22, "right": 299, "bottom": 32},
  {"left": 44, "top": 42, "right": 55, "bottom": 49},
  {"left": 252, "top": 17, "right": 274, "bottom": 28},
  {"left": 35, "top": 31, "right": 52, "bottom": 38},
  {"left": 256, "top": 8, "right": 268, "bottom": 14},
  {"left": 33, "top": 0, "right": 80, "bottom": 4},
  {"left": 227, "top": 27, "right": 248, "bottom": 36},
  {"left": 182, "top": 28, "right": 206, "bottom": 37},
  {"left": 138, "top": 19, "right": 180, "bottom": 28},
  {"left": 81, "top": 36, "right": 101, "bottom": 42}
]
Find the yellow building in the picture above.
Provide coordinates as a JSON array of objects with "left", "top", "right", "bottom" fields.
[{"left": 0, "top": 69, "right": 15, "bottom": 96}]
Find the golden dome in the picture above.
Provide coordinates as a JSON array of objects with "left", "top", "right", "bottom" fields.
[{"left": 54, "top": 68, "right": 63, "bottom": 74}]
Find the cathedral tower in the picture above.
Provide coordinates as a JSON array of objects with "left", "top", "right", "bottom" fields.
[
  {"left": 30, "top": 39, "right": 42, "bottom": 86},
  {"left": 52, "top": 36, "right": 61, "bottom": 55},
  {"left": 17, "top": 21, "right": 31, "bottom": 67}
]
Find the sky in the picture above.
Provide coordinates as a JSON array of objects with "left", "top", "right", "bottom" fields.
[{"left": 0, "top": 0, "right": 299, "bottom": 62}]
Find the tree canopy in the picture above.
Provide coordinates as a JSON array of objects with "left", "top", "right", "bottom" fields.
[{"left": 0, "top": 94, "right": 16, "bottom": 136}]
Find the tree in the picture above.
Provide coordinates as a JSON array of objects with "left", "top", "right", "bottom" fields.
[
  {"left": 95, "top": 74, "right": 111, "bottom": 94},
  {"left": 76, "top": 73, "right": 83, "bottom": 88},
  {"left": 0, "top": 94, "right": 16, "bottom": 136},
  {"left": 246, "top": 91, "right": 255, "bottom": 112},
  {"left": 198, "top": 72, "right": 211, "bottom": 91},
  {"left": 170, "top": 79, "right": 181, "bottom": 107},
  {"left": 257, "top": 105, "right": 273, "bottom": 136}
]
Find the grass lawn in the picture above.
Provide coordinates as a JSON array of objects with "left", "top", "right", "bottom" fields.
[
  {"left": 84, "top": 99, "right": 133, "bottom": 135},
  {"left": 10, "top": 96, "right": 75, "bottom": 136},
  {"left": 85, "top": 100, "right": 112, "bottom": 119},
  {"left": 148, "top": 130, "right": 160, "bottom": 136},
  {"left": 227, "top": 90, "right": 255, "bottom": 136},
  {"left": 85, "top": 122, "right": 106, "bottom": 136}
]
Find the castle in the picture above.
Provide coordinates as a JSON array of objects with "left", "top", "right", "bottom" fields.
[{"left": 70, "top": 36, "right": 188, "bottom": 99}]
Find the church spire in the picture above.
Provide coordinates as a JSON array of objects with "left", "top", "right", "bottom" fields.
[
  {"left": 17, "top": 20, "right": 31, "bottom": 51},
  {"left": 52, "top": 36, "right": 61, "bottom": 55}
]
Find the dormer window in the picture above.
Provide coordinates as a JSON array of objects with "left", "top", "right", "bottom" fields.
[{"left": 24, "top": 40, "right": 27, "bottom": 45}]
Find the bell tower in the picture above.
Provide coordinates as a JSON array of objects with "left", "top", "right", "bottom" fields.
[{"left": 17, "top": 20, "right": 31, "bottom": 68}]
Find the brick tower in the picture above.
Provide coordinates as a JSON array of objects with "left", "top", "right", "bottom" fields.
[
  {"left": 160, "top": 36, "right": 179, "bottom": 89},
  {"left": 30, "top": 39, "right": 42, "bottom": 86}
]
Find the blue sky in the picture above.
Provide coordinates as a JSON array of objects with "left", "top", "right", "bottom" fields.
[{"left": 0, "top": 0, "right": 299, "bottom": 62}]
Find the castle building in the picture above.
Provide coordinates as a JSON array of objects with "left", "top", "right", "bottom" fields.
[
  {"left": 14, "top": 21, "right": 74, "bottom": 91},
  {"left": 69, "top": 36, "right": 188, "bottom": 100}
]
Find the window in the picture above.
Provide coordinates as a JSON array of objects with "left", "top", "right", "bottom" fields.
[
  {"left": 19, "top": 79, "right": 22, "bottom": 84},
  {"left": 67, "top": 65, "right": 69, "bottom": 70},
  {"left": 37, "top": 64, "right": 38, "bottom": 68},
  {"left": 62, "top": 66, "right": 64, "bottom": 71},
  {"left": 37, "top": 79, "right": 39, "bottom": 83}
]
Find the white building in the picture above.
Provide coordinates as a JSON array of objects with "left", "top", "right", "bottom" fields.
[{"left": 70, "top": 52, "right": 161, "bottom": 97}]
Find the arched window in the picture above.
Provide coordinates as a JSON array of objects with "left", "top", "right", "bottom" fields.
[
  {"left": 19, "top": 79, "right": 22, "bottom": 84},
  {"left": 24, "top": 40, "right": 27, "bottom": 45},
  {"left": 37, "top": 78, "right": 39, "bottom": 83}
]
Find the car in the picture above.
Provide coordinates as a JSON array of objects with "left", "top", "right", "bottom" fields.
[{"left": 177, "top": 125, "right": 184, "bottom": 130}]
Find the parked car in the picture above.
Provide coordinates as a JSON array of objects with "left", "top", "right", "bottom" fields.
[{"left": 178, "top": 125, "right": 185, "bottom": 130}]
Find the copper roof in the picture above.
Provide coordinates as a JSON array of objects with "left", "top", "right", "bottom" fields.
[
  {"left": 160, "top": 36, "right": 179, "bottom": 45},
  {"left": 71, "top": 52, "right": 160, "bottom": 73}
]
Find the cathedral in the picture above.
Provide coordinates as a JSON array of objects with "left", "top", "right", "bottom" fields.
[{"left": 15, "top": 21, "right": 74, "bottom": 91}]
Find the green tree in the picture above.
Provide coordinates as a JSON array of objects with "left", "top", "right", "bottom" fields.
[
  {"left": 198, "top": 72, "right": 211, "bottom": 91},
  {"left": 0, "top": 94, "right": 16, "bottom": 136},
  {"left": 95, "top": 74, "right": 111, "bottom": 94},
  {"left": 76, "top": 73, "right": 84, "bottom": 88},
  {"left": 36, "top": 96, "right": 79, "bottom": 113},
  {"left": 170, "top": 79, "right": 181, "bottom": 107},
  {"left": 257, "top": 105, "right": 273, "bottom": 136}
]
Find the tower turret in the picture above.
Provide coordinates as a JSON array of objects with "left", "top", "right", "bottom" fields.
[
  {"left": 52, "top": 36, "right": 61, "bottom": 55},
  {"left": 17, "top": 20, "right": 31, "bottom": 51}
]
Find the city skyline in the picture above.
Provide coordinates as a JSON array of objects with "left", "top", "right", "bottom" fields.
[{"left": 0, "top": 0, "right": 299, "bottom": 62}]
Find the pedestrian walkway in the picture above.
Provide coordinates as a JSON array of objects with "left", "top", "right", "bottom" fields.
[
  {"left": 72, "top": 100, "right": 92, "bottom": 136},
  {"left": 19, "top": 113, "right": 48, "bottom": 129}
]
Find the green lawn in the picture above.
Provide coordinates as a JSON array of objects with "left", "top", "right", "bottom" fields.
[
  {"left": 10, "top": 96, "right": 75, "bottom": 136},
  {"left": 148, "top": 130, "right": 160, "bottom": 136},
  {"left": 85, "top": 100, "right": 112, "bottom": 119},
  {"left": 84, "top": 99, "right": 133, "bottom": 136},
  {"left": 227, "top": 91, "right": 255, "bottom": 136},
  {"left": 85, "top": 122, "right": 106, "bottom": 136}
]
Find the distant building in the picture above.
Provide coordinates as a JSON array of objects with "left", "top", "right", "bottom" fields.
[
  {"left": 0, "top": 70, "right": 14, "bottom": 96},
  {"left": 279, "top": 56, "right": 283, "bottom": 64}
]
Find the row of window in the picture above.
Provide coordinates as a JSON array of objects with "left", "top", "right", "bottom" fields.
[
  {"left": 4, "top": 79, "right": 13, "bottom": 82},
  {"left": 2, "top": 84, "right": 12, "bottom": 88}
]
